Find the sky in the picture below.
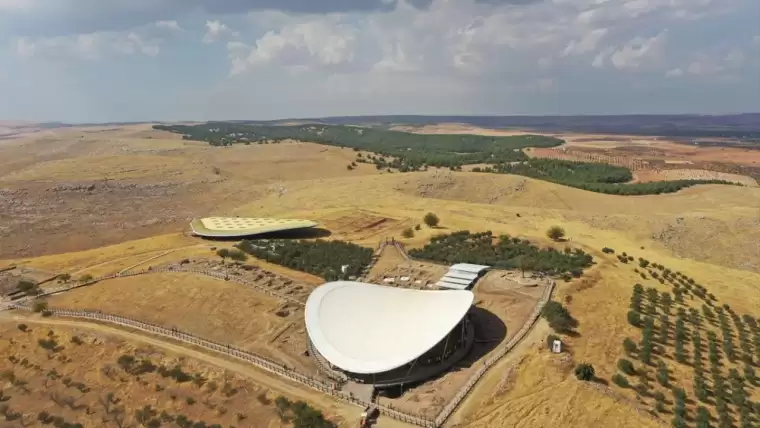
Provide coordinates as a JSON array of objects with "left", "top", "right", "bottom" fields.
[{"left": 0, "top": 0, "right": 758, "bottom": 122}]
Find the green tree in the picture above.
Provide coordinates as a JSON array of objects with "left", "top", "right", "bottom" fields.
[
  {"left": 657, "top": 360, "right": 669, "bottom": 387},
  {"left": 627, "top": 311, "right": 642, "bottom": 327},
  {"left": 618, "top": 359, "right": 636, "bottom": 376},
  {"left": 695, "top": 406, "right": 711, "bottom": 428},
  {"left": 423, "top": 212, "right": 440, "bottom": 228},
  {"left": 32, "top": 300, "right": 48, "bottom": 313},
  {"left": 574, "top": 363, "right": 595, "bottom": 381},
  {"left": 623, "top": 338, "right": 638, "bottom": 356},
  {"left": 228, "top": 249, "right": 248, "bottom": 262},
  {"left": 546, "top": 226, "right": 566, "bottom": 241},
  {"left": 216, "top": 248, "right": 230, "bottom": 264},
  {"left": 612, "top": 374, "right": 629, "bottom": 388}
]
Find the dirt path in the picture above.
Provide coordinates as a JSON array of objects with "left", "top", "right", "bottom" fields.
[{"left": 0, "top": 312, "right": 415, "bottom": 428}]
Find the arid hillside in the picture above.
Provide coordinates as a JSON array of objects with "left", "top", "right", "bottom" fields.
[{"left": 1, "top": 124, "right": 759, "bottom": 428}]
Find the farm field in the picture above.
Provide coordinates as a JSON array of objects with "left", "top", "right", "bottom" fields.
[{"left": 1, "top": 122, "right": 759, "bottom": 427}]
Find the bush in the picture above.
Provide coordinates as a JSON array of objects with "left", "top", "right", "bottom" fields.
[
  {"left": 401, "top": 228, "right": 414, "bottom": 239},
  {"left": 78, "top": 274, "right": 93, "bottom": 282},
  {"left": 623, "top": 338, "right": 638, "bottom": 356},
  {"left": 574, "top": 363, "right": 595, "bottom": 381},
  {"left": 236, "top": 239, "right": 372, "bottom": 281},
  {"left": 627, "top": 311, "right": 642, "bottom": 327},
  {"left": 227, "top": 249, "right": 248, "bottom": 262},
  {"left": 408, "top": 231, "right": 593, "bottom": 276},
  {"left": 618, "top": 359, "right": 636, "bottom": 376},
  {"left": 601, "top": 247, "right": 615, "bottom": 254},
  {"left": 541, "top": 301, "right": 578, "bottom": 334},
  {"left": 546, "top": 226, "right": 565, "bottom": 241},
  {"left": 612, "top": 374, "right": 630, "bottom": 388},
  {"left": 16, "top": 324, "right": 27, "bottom": 332},
  {"left": 32, "top": 300, "right": 48, "bottom": 313},
  {"left": 423, "top": 212, "right": 440, "bottom": 228},
  {"left": 414, "top": 224, "right": 421, "bottom": 231}
]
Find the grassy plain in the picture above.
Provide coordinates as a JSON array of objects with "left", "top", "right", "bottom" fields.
[{"left": 1, "top": 124, "right": 759, "bottom": 427}]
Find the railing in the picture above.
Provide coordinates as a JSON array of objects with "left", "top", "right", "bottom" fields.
[
  {"left": 7, "top": 303, "right": 434, "bottom": 427},
  {"left": 2, "top": 251, "right": 555, "bottom": 428}
]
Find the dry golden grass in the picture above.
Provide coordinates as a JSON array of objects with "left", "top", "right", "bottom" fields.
[
  {"left": 0, "top": 154, "right": 215, "bottom": 183},
  {"left": 47, "top": 272, "right": 315, "bottom": 372},
  {"left": 3, "top": 125, "right": 760, "bottom": 427},
  {"left": 0, "top": 314, "right": 371, "bottom": 428}
]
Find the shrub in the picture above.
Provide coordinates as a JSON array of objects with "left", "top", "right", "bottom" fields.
[
  {"left": 227, "top": 249, "right": 248, "bottom": 262},
  {"left": 401, "top": 228, "right": 414, "bottom": 239},
  {"left": 602, "top": 247, "right": 615, "bottom": 254},
  {"left": 623, "top": 338, "right": 637, "bottom": 356},
  {"left": 423, "top": 212, "right": 440, "bottom": 228},
  {"left": 32, "top": 300, "right": 48, "bottom": 313},
  {"left": 541, "top": 301, "right": 577, "bottom": 334},
  {"left": 612, "top": 374, "right": 629, "bottom": 388},
  {"left": 618, "top": 359, "right": 636, "bottom": 376},
  {"left": 414, "top": 224, "right": 421, "bottom": 231},
  {"left": 546, "top": 226, "right": 565, "bottom": 241},
  {"left": 574, "top": 363, "right": 595, "bottom": 381},
  {"left": 237, "top": 239, "right": 372, "bottom": 281},
  {"left": 16, "top": 324, "right": 27, "bottom": 332},
  {"left": 78, "top": 274, "right": 93, "bottom": 282},
  {"left": 657, "top": 360, "right": 670, "bottom": 387},
  {"left": 627, "top": 311, "right": 642, "bottom": 327}
]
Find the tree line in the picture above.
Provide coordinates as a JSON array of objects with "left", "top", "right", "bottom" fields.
[
  {"left": 479, "top": 158, "right": 736, "bottom": 195},
  {"left": 153, "top": 123, "right": 563, "bottom": 170},
  {"left": 407, "top": 230, "right": 593, "bottom": 277},
  {"left": 235, "top": 239, "right": 373, "bottom": 281}
]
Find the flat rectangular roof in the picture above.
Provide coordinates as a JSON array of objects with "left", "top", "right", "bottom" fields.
[
  {"left": 442, "top": 271, "right": 479, "bottom": 281},
  {"left": 450, "top": 263, "right": 490, "bottom": 274},
  {"left": 436, "top": 281, "right": 470, "bottom": 290},
  {"left": 439, "top": 276, "right": 474, "bottom": 286}
]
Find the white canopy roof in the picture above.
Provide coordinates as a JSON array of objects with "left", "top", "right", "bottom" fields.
[
  {"left": 305, "top": 281, "right": 474, "bottom": 374},
  {"left": 450, "top": 263, "right": 490, "bottom": 274},
  {"left": 435, "top": 280, "right": 470, "bottom": 290}
]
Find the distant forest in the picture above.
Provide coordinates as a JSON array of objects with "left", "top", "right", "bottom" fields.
[
  {"left": 479, "top": 159, "right": 735, "bottom": 195},
  {"left": 274, "top": 114, "right": 760, "bottom": 140},
  {"left": 155, "top": 122, "right": 741, "bottom": 195},
  {"left": 154, "top": 123, "right": 563, "bottom": 170}
]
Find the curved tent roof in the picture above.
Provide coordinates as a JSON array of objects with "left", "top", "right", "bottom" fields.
[
  {"left": 305, "top": 281, "right": 474, "bottom": 374},
  {"left": 190, "top": 217, "right": 318, "bottom": 238}
]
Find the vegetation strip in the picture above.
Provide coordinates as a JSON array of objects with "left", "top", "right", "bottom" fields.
[{"left": 155, "top": 122, "right": 740, "bottom": 195}]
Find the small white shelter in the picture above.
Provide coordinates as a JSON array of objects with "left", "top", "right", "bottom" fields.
[{"left": 436, "top": 263, "right": 490, "bottom": 290}]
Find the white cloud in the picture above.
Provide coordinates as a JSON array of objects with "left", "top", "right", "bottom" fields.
[
  {"left": 203, "top": 20, "right": 236, "bottom": 44},
  {"left": 229, "top": 18, "right": 359, "bottom": 74},
  {"left": 562, "top": 28, "right": 608, "bottom": 56},
  {"left": 665, "top": 68, "right": 683, "bottom": 77},
  {"left": 607, "top": 30, "right": 668, "bottom": 70},
  {"left": 156, "top": 20, "right": 183, "bottom": 32},
  {"left": 753, "top": 35, "right": 760, "bottom": 45},
  {"left": 12, "top": 29, "right": 162, "bottom": 61},
  {"left": 683, "top": 49, "right": 744, "bottom": 76}
]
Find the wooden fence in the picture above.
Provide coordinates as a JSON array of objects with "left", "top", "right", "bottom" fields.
[{"left": 1, "top": 254, "right": 555, "bottom": 428}]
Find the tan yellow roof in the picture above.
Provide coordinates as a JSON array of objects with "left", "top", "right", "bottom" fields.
[{"left": 190, "top": 217, "right": 318, "bottom": 237}]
